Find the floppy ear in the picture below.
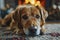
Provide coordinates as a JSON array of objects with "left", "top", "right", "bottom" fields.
[
  {"left": 13, "top": 7, "right": 23, "bottom": 28},
  {"left": 40, "top": 8, "right": 48, "bottom": 26},
  {"left": 36, "top": 6, "right": 48, "bottom": 26},
  {"left": 13, "top": 8, "right": 21, "bottom": 23},
  {"left": 41, "top": 8, "right": 48, "bottom": 19},
  {"left": 13, "top": 7, "right": 24, "bottom": 33}
]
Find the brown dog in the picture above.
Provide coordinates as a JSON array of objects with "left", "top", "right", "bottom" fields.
[{"left": 2, "top": 5, "right": 48, "bottom": 36}]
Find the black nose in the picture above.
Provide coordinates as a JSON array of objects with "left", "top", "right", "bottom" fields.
[{"left": 29, "top": 27, "right": 37, "bottom": 35}]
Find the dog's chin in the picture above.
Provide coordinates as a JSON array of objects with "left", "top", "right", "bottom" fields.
[{"left": 23, "top": 27, "right": 41, "bottom": 36}]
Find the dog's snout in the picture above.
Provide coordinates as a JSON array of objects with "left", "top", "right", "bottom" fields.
[
  {"left": 28, "top": 26, "right": 38, "bottom": 36},
  {"left": 29, "top": 27, "right": 37, "bottom": 33}
]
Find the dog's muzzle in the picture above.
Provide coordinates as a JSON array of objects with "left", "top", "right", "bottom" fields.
[
  {"left": 29, "top": 26, "right": 37, "bottom": 36},
  {"left": 26, "top": 25, "right": 41, "bottom": 36},
  {"left": 23, "top": 25, "right": 41, "bottom": 36}
]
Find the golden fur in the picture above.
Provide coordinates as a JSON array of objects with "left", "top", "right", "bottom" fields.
[{"left": 1, "top": 5, "right": 48, "bottom": 35}]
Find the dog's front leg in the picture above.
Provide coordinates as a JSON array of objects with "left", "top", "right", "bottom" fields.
[
  {"left": 40, "top": 25, "right": 46, "bottom": 35},
  {"left": 40, "top": 20, "right": 46, "bottom": 35},
  {"left": 13, "top": 27, "right": 24, "bottom": 35},
  {"left": 13, "top": 26, "right": 20, "bottom": 34}
]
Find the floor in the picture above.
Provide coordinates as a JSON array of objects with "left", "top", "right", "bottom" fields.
[{"left": 0, "top": 23, "right": 60, "bottom": 40}]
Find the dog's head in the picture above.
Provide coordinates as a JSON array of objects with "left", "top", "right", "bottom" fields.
[{"left": 14, "top": 5, "right": 48, "bottom": 36}]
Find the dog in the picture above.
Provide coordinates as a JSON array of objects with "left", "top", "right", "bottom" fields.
[{"left": 2, "top": 4, "right": 48, "bottom": 36}]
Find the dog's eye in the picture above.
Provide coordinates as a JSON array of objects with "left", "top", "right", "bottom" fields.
[
  {"left": 35, "top": 15, "right": 40, "bottom": 19},
  {"left": 22, "top": 15, "right": 28, "bottom": 20}
]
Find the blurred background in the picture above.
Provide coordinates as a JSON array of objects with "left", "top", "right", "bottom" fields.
[{"left": 0, "top": 0, "right": 60, "bottom": 22}]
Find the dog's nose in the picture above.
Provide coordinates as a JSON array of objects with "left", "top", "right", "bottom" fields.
[
  {"left": 29, "top": 26, "right": 37, "bottom": 35},
  {"left": 29, "top": 27, "right": 37, "bottom": 32}
]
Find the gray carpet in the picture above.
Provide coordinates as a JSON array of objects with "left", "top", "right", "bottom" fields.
[{"left": 0, "top": 24, "right": 60, "bottom": 40}]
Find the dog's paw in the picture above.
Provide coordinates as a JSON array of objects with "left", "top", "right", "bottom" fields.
[
  {"left": 13, "top": 28, "right": 20, "bottom": 34},
  {"left": 40, "top": 30, "right": 44, "bottom": 35},
  {"left": 40, "top": 29, "right": 46, "bottom": 35}
]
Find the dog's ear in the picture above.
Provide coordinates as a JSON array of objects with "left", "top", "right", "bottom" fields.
[
  {"left": 40, "top": 8, "right": 48, "bottom": 26},
  {"left": 13, "top": 6, "right": 23, "bottom": 29},
  {"left": 41, "top": 8, "right": 48, "bottom": 19},
  {"left": 13, "top": 8, "right": 21, "bottom": 22},
  {"left": 36, "top": 6, "right": 48, "bottom": 26}
]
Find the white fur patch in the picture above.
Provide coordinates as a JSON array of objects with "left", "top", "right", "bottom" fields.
[{"left": 36, "top": 20, "right": 41, "bottom": 35}]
